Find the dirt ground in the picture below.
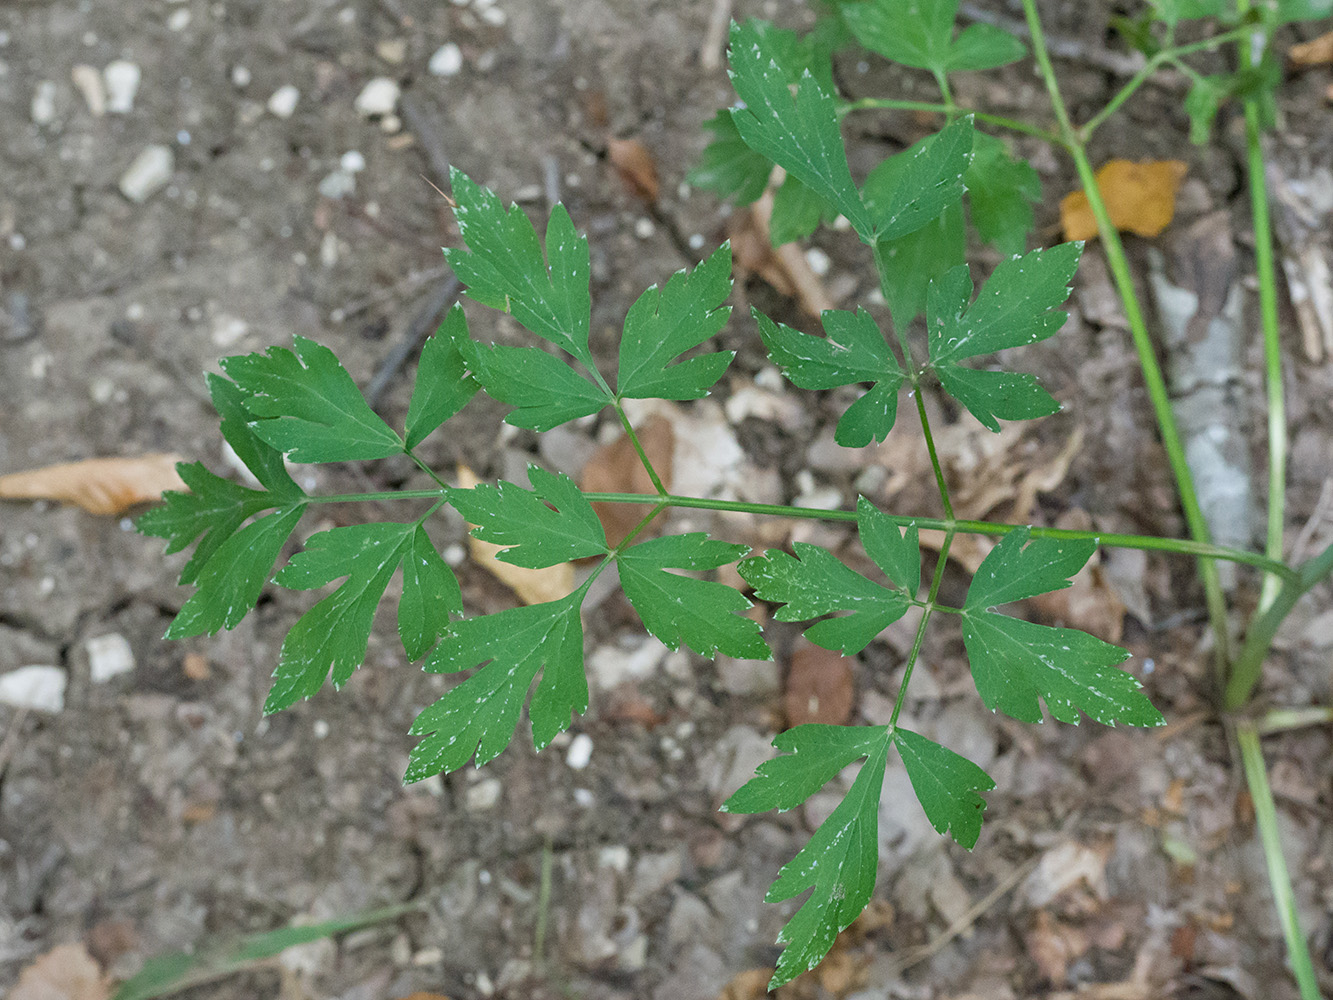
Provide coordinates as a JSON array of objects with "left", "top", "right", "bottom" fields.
[{"left": 2, "top": 1, "right": 1333, "bottom": 998}]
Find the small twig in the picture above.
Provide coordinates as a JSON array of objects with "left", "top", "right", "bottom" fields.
[
  {"left": 542, "top": 154, "right": 562, "bottom": 209},
  {"left": 1290, "top": 477, "right": 1333, "bottom": 566},
  {"left": 336, "top": 265, "right": 451, "bottom": 321},
  {"left": 700, "top": 0, "right": 733, "bottom": 72},
  {"left": 400, "top": 92, "right": 452, "bottom": 191},
  {"left": 885, "top": 855, "right": 1039, "bottom": 977},
  {"left": 0, "top": 706, "right": 30, "bottom": 776},
  {"left": 365, "top": 275, "right": 463, "bottom": 410}
]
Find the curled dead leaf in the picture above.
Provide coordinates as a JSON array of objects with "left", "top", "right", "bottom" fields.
[
  {"left": 1289, "top": 30, "right": 1333, "bottom": 67},
  {"left": 457, "top": 464, "right": 574, "bottom": 605},
  {"left": 784, "top": 644, "right": 855, "bottom": 727},
  {"left": 0, "top": 454, "right": 186, "bottom": 516},
  {"left": 1060, "top": 160, "right": 1188, "bottom": 242},
  {"left": 607, "top": 137, "right": 660, "bottom": 204},
  {"left": 580, "top": 416, "right": 674, "bottom": 548},
  {"left": 10, "top": 942, "right": 110, "bottom": 1000}
]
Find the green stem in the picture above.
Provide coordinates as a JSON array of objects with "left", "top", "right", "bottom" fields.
[
  {"left": 842, "top": 98, "right": 1061, "bottom": 144},
  {"left": 611, "top": 400, "right": 668, "bottom": 496},
  {"left": 1242, "top": 67, "right": 1288, "bottom": 622},
  {"left": 1021, "top": 0, "right": 1232, "bottom": 676},
  {"left": 1226, "top": 539, "right": 1333, "bottom": 710},
  {"left": 1078, "top": 28, "right": 1253, "bottom": 141},
  {"left": 889, "top": 530, "right": 953, "bottom": 733},
  {"left": 406, "top": 449, "right": 451, "bottom": 492},
  {"left": 915, "top": 391, "right": 955, "bottom": 523},
  {"left": 1236, "top": 723, "right": 1323, "bottom": 1000},
  {"left": 298, "top": 485, "right": 1293, "bottom": 577},
  {"left": 1257, "top": 706, "right": 1333, "bottom": 735}
]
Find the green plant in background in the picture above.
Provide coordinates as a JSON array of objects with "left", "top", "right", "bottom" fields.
[{"left": 139, "top": 0, "right": 1333, "bottom": 993}]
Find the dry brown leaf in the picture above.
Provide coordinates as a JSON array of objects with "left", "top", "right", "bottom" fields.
[
  {"left": 607, "top": 137, "right": 660, "bottom": 203},
  {"left": 10, "top": 942, "right": 110, "bottom": 1000},
  {"left": 717, "top": 968, "right": 774, "bottom": 1000},
  {"left": 729, "top": 168, "right": 834, "bottom": 317},
  {"left": 1290, "top": 30, "right": 1333, "bottom": 66},
  {"left": 784, "top": 644, "right": 854, "bottom": 727},
  {"left": 457, "top": 465, "right": 574, "bottom": 605},
  {"left": 0, "top": 454, "right": 186, "bottom": 516},
  {"left": 1060, "top": 160, "right": 1188, "bottom": 241},
  {"left": 580, "top": 416, "right": 674, "bottom": 547},
  {"left": 1026, "top": 910, "right": 1091, "bottom": 985}
]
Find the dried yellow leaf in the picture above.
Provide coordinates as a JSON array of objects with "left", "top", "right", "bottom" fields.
[
  {"left": 1060, "top": 159, "right": 1188, "bottom": 242},
  {"left": 456, "top": 464, "right": 575, "bottom": 605},
  {"left": 0, "top": 454, "right": 186, "bottom": 515}
]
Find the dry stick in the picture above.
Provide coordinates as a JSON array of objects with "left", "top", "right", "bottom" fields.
[
  {"left": 700, "top": 0, "right": 733, "bottom": 71},
  {"left": 1290, "top": 477, "right": 1333, "bottom": 566},
  {"left": 365, "top": 275, "right": 463, "bottom": 411},
  {"left": 0, "top": 706, "right": 30, "bottom": 776},
  {"left": 885, "top": 855, "right": 1040, "bottom": 977}
]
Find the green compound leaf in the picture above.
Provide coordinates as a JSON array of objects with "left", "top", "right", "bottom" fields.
[
  {"left": 208, "top": 374, "right": 303, "bottom": 499},
  {"left": 739, "top": 500, "right": 917, "bottom": 656},
  {"left": 875, "top": 201, "right": 966, "bottom": 330},
  {"left": 398, "top": 525, "right": 462, "bottom": 662},
  {"left": 723, "top": 723, "right": 889, "bottom": 814},
  {"left": 137, "top": 462, "right": 282, "bottom": 587},
  {"left": 735, "top": 725, "right": 890, "bottom": 988},
  {"left": 619, "top": 533, "right": 769, "bottom": 660},
  {"left": 843, "top": 0, "right": 1024, "bottom": 74},
  {"left": 463, "top": 340, "right": 610, "bottom": 431},
  {"left": 405, "top": 305, "right": 480, "bottom": 449},
  {"left": 690, "top": 109, "right": 773, "bottom": 205},
  {"left": 1150, "top": 0, "right": 1226, "bottom": 26},
  {"left": 862, "top": 115, "right": 974, "bottom": 241},
  {"left": 220, "top": 337, "right": 404, "bottom": 463},
  {"left": 755, "top": 307, "right": 904, "bottom": 448},
  {"left": 892, "top": 727, "right": 994, "bottom": 849},
  {"left": 264, "top": 522, "right": 416, "bottom": 713},
  {"left": 1277, "top": 0, "right": 1333, "bottom": 21},
  {"left": 617, "top": 242, "right": 735, "bottom": 401},
  {"left": 962, "top": 528, "right": 1164, "bottom": 728},
  {"left": 448, "top": 466, "right": 609, "bottom": 569},
  {"left": 856, "top": 497, "right": 920, "bottom": 595},
  {"left": 965, "top": 132, "right": 1041, "bottom": 256},
  {"left": 445, "top": 168, "right": 593, "bottom": 368},
  {"left": 728, "top": 19, "right": 875, "bottom": 243},
  {"left": 926, "top": 242, "right": 1082, "bottom": 432},
  {"left": 165, "top": 503, "right": 306, "bottom": 639},
  {"left": 407, "top": 588, "right": 589, "bottom": 781},
  {"left": 945, "top": 22, "right": 1028, "bottom": 71},
  {"left": 769, "top": 174, "right": 838, "bottom": 246}
]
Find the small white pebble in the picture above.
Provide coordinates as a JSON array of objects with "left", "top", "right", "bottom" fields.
[
  {"left": 30, "top": 80, "right": 57, "bottom": 125},
  {"left": 231, "top": 65, "right": 251, "bottom": 88},
  {"left": 566, "top": 732, "right": 593, "bottom": 770},
  {"left": 354, "top": 77, "right": 400, "bottom": 116},
  {"left": 87, "top": 634, "right": 135, "bottom": 683},
  {"left": 466, "top": 777, "right": 502, "bottom": 811},
  {"left": 428, "top": 42, "right": 463, "bottom": 77},
  {"left": 443, "top": 543, "right": 466, "bottom": 567},
  {"left": 318, "top": 170, "right": 356, "bottom": 199},
  {"left": 71, "top": 63, "right": 106, "bottom": 116},
  {"left": 119, "top": 145, "right": 175, "bottom": 203},
  {"left": 340, "top": 149, "right": 366, "bottom": 173},
  {"left": 167, "top": 8, "right": 191, "bottom": 30},
  {"left": 634, "top": 217, "right": 655, "bottom": 239},
  {"left": 0, "top": 665, "right": 66, "bottom": 713},
  {"left": 267, "top": 84, "right": 300, "bottom": 119},
  {"left": 573, "top": 787, "right": 595, "bottom": 807},
  {"left": 805, "top": 246, "right": 831, "bottom": 276},
  {"left": 313, "top": 719, "right": 330, "bottom": 738}
]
